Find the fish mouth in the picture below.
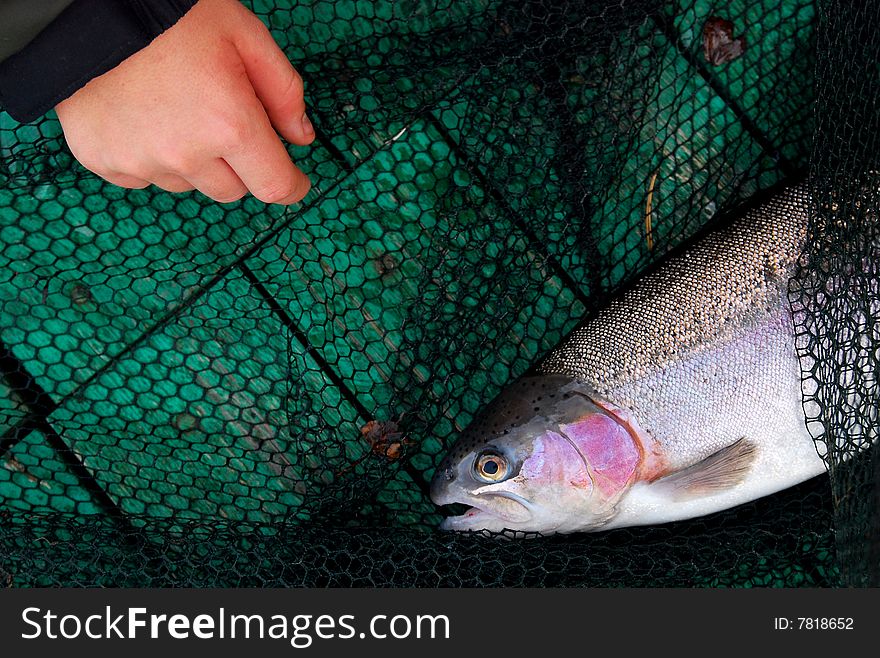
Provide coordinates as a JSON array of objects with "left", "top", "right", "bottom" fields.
[{"left": 438, "top": 492, "right": 533, "bottom": 532}]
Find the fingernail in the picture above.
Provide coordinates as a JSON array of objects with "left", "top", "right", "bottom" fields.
[{"left": 302, "top": 113, "right": 314, "bottom": 136}]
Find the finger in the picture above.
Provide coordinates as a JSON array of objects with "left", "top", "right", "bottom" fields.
[
  {"left": 233, "top": 14, "right": 314, "bottom": 146},
  {"left": 184, "top": 158, "right": 248, "bottom": 204},
  {"left": 101, "top": 171, "right": 151, "bottom": 190},
  {"left": 224, "top": 104, "right": 311, "bottom": 205},
  {"left": 149, "top": 173, "right": 196, "bottom": 194}
]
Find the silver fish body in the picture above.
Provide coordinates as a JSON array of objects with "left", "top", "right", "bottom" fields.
[{"left": 431, "top": 182, "right": 830, "bottom": 534}]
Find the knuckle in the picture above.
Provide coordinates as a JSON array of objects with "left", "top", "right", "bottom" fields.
[
  {"left": 212, "top": 186, "right": 247, "bottom": 204},
  {"left": 286, "top": 68, "right": 304, "bottom": 97},
  {"left": 212, "top": 117, "right": 254, "bottom": 154},
  {"left": 107, "top": 172, "right": 147, "bottom": 190},
  {"left": 69, "top": 144, "right": 101, "bottom": 173},
  {"left": 274, "top": 70, "right": 305, "bottom": 116},
  {"left": 254, "top": 184, "right": 294, "bottom": 204},
  {"left": 151, "top": 176, "right": 185, "bottom": 193},
  {"left": 161, "top": 145, "right": 199, "bottom": 176},
  {"left": 252, "top": 166, "right": 296, "bottom": 203},
  {"left": 255, "top": 174, "right": 308, "bottom": 205},
  {"left": 107, "top": 157, "right": 143, "bottom": 177}
]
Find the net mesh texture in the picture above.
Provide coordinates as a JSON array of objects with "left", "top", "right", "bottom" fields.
[{"left": 0, "top": 0, "right": 876, "bottom": 587}]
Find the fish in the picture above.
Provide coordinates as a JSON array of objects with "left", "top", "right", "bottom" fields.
[{"left": 430, "top": 181, "right": 836, "bottom": 535}]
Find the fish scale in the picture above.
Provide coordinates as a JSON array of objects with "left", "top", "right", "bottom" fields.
[
  {"left": 431, "top": 182, "right": 835, "bottom": 534},
  {"left": 539, "top": 183, "right": 812, "bottom": 473},
  {"left": 540, "top": 184, "right": 807, "bottom": 389}
]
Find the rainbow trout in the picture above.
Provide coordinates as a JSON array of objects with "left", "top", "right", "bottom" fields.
[{"left": 430, "top": 182, "right": 830, "bottom": 534}]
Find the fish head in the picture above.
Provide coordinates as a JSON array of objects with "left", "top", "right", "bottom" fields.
[{"left": 431, "top": 375, "right": 654, "bottom": 535}]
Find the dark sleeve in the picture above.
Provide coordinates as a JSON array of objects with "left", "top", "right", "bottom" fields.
[
  {"left": 0, "top": 0, "right": 76, "bottom": 63},
  {"left": 0, "top": 0, "right": 199, "bottom": 123}
]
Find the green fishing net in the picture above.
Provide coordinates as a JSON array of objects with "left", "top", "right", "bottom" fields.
[{"left": 0, "top": 0, "right": 875, "bottom": 587}]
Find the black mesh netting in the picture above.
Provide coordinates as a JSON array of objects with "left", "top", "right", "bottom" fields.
[{"left": 0, "top": 0, "right": 876, "bottom": 587}]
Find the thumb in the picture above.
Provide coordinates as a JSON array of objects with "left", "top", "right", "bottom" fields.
[{"left": 233, "top": 15, "right": 315, "bottom": 146}]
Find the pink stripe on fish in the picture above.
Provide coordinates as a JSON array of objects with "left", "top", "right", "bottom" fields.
[
  {"left": 521, "top": 432, "right": 593, "bottom": 493},
  {"left": 559, "top": 414, "right": 640, "bottom": 497}
]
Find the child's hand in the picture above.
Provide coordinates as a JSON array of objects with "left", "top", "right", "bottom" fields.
[{"left": 55, "top": 0, "right": 315, "bottom": 205}]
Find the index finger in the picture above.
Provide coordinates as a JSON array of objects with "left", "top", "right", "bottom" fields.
[
  {"left": 224, "top": 103, "right": 311, "bottom": 205},
  {"left": 234, "top": 13, "right": 314, "bottom": 147}
]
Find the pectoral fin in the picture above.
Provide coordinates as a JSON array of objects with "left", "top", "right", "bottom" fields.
[{"left": 651, "top": 438, "right": 757, "bottom": 501}]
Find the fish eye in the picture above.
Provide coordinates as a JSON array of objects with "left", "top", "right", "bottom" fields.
[{"left": 474, "top": 451, "right": 510, "bottom": 483}]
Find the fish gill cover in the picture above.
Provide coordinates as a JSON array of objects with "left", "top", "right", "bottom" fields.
[{"left": 0, "top": 0, "right": 876, "bottom": 586}]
